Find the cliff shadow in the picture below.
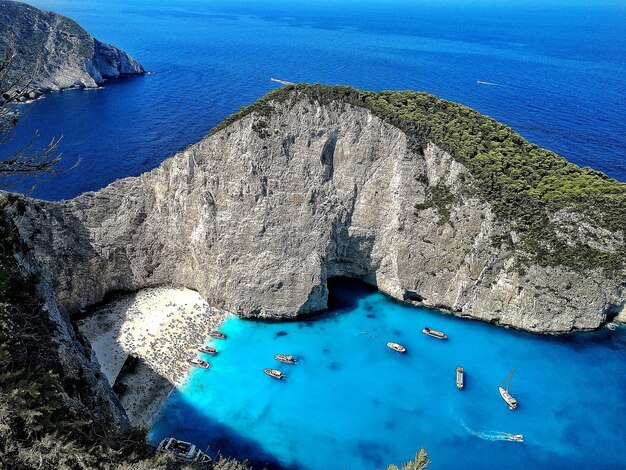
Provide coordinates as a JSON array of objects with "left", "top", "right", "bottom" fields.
[
  {"left": 84, "top": 341, "right": 290, "bottom": 467},
  {"left": 326, "top": 276, "right": 377, "bottom": 312},
  {"left": 150, "top": 392, "right": 296, "bottom": 469},
  {"left": 324, "top": 215, "right": 379, "bottom": 310}
]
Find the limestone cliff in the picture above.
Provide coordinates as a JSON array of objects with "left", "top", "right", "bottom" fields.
[
  {"left": 5, "top": 85, "right": 625, "bottom": 333},
  {"left": 0, "top": 194, "right": 129, "bottom": 431},
  {"left": 0, "top": 0, "right": 144, "bottom": 99},
  {"left": 14, "top": 247, "right": 131, "bottom": 429}
]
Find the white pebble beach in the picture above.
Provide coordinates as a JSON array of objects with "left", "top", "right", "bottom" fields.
[{"left": 77, "top": 286, "right": 227, "bottom": 427}]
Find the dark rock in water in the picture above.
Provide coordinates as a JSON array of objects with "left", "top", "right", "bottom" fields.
[
  {"left": 275, "top": 331, "right": 288, "bottom": 337},
  {"left": 0, "top": 0, "right": 144, "bottom": 95},
  {"left": 354, "top": 440, "right": 387, "bottom": 470},
  {"left": 366, "top": 313, "right": 376, "bottom": 318},
  {"left": 385, "top": 419, "right": 397, "bottom": 431}
]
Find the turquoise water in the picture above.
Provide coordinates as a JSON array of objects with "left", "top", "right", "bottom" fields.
[
  {"left": 8, "top": 1, "right": 625, "bottom": 466},
  {"left": 149, "top": 280, "right": 626, "bottom": 469}
]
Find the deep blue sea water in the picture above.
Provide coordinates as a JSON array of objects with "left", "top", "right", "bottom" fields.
[
  {"left": 149, "top": 280, "right": 626, "bottom": 469},
  {"left": 5, "top": 0, "right": 626, "bottom": 199},
  {"left": 6, "top": 2, "right": 626, "bottom": 468}
]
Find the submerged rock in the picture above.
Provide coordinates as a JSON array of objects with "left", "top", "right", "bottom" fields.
[
  {"left": 0, "top": 0, "right": 144, "bottom": 94},
  {"left": 4, "top": 85, "right": 625, "bottom": 333}
]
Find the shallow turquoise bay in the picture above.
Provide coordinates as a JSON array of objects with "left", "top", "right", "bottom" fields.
[{"left": 149, "top": 281, "right": 626, "bottom": 469}]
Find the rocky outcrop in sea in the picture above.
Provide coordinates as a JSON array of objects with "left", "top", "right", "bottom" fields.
[
  {"left": 0, "top": 0, "right": 144, "bottom": 100},
  {"left": 4, "top": 85, "right": 625, "bottom": 333}
]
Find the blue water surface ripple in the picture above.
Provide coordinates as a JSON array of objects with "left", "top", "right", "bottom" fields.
[
  {"left": 149, "top": 280, "right": 626, "bottom": 469},
  {"left": 7, "top": 0, "right": 626, "bottom": 199}
]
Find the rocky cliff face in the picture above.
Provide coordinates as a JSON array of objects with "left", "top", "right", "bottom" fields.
[
  {"left": 0, "top": 195, "right": 130, "bottom": 431},
  {"left": 15, "top": 249, "right": 130, "bottom": 429},
  {"left": 0, "top": 0, "right": 144, "bottom": 99},
  {"left": 5, "top": 88, "right": 625, "bottom": 333}
]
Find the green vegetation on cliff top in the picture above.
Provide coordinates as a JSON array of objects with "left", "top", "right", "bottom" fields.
[
  {"left": 0, "top": 0, "right": 94, "bottom": 72},
  {"left": 212, "top": 84, "right": 626, "bottom": 273}
]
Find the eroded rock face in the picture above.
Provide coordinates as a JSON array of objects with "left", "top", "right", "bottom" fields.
[
  {"left": 0, "top": 0, "right": 144, "bottom": 96},
  {"left": 13, "top": 250, "right": 130, "bottom": 429},
  {"left": 6, "top": 95, "right": 625, "bottom": 333}
]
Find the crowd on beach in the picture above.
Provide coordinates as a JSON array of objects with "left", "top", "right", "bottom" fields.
[{"left": 77, "top": 286, "right": 226, "bottom": 425}]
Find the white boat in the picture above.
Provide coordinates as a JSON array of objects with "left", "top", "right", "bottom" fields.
[
  {"left": 198, "top": 345, "right": 217, "bottom": 355},
  {"left": 499, "top": 368, "right": 518, "bottom": 410},
  {"left": 209, "top": 330, "right": 227, "bottom": 339},
  {"left": 156, "top": 438, "right": 211, "bottom": 462},
  {"left": 510, "top": 434, "right": 524, "bottom": 442},
  {"left": 274, "top": 354, "right": 297, "bottom": 364},
  {"left": 422, "top": 327, "right": 448, "bottom": 340},
  {"left": 456, "top": 366, "right": 464, "bottom": 389},
  {"left": 264, "top": 368, "right": 286, "bottom": 379},
  {"left": 189, "top": 358, "right": 210, "bottom": 369},
  {"left": 386, "top": 342, "right": 406, "bottom": 353}
]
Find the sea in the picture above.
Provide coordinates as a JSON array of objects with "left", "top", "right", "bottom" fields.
[
  {"left": 148, "top": 279, "right": 626, "bottom": 469},
  {"left": 5, "top": 0, "right": 626, "bottom": 199},
  {"left": 6, "top": 1, "right": 626, "bottom": 468}
]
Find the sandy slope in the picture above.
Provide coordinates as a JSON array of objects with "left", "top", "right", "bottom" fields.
[{"left": 78, "top": 286, "right": 226, "bottom": 427}]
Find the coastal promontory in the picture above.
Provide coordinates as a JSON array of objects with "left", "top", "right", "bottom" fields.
[
  {"left": 0, "top": 0, "right": 144, "bottom": 99},
  {"left": 4, "top": 84, "right": 625, "bottom": 333}
]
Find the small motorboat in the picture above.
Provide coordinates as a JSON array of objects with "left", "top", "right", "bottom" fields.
[
  {"left": 209, "top": 330, "right": 227, "bottom": 339},
  {"left": 189, "top": 358, "right": 210, "bottom": 369},
  {"left": 274, "top": 354, "right": 297, "bottom": 364},
  {"left": 264, "top": 368, "right": 286, "bottom": 380},
  {"left": 456, "top": 366, "right": 464, "bottom": 389},
  {"left": 499, "top": 369, "right": 518, "bottom": 410},
  {"left": 386, "top": 342, "right": 406, "bottom": 353},
  {"left": 422, "top": 327, "right": 448, "bottom": 340},
  {"left": 510, "top": 434, "right": 524, "bottom": 443},
  {"left": 198, "top": 345, "right": 217, "bottom": 355},
  {"left": 157, "top": 437, "right": 211, "bottom": 462}
]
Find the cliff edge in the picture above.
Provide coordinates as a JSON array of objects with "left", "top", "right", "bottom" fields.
[
  {"left": 0, "top": 0, "right": 144, "bottom": 99},
  {"left": 5, "top": 85, "right": 625, "bottom": 333}
]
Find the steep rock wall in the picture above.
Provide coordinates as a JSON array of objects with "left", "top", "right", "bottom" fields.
[
  {"left": 6, "top": 96, "right": 625, "bottom": 333},
  {"left": 4, "top": 215, "right": 130, "bottom": 429},
  {"left": 0, "top": 0, "right": 144, "bottom": 98}
]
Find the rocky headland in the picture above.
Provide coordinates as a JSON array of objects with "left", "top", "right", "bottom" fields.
[
  {"left": 1, "top": 83, "right": 624, "bottom": 468},
  {"left": 4, "top": 84, "right": 625, "bottom": 334},
  {"left": 0, "top": 0, "right": 144, "bottom": 100}
]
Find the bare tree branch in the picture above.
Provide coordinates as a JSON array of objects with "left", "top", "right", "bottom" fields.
[{"left": 0, "top": 33, "right": 77, "bottom": 190}]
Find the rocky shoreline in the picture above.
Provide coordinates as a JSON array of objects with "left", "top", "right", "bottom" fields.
[
  {"left": 6, "top": 99, "right": 623, "bottom": 334},
  {"left": 1, "top": 0, "right": 145, "bottom": 100},
  {"left": 4, "top": 85, "right": 625, "bottom": 336}
]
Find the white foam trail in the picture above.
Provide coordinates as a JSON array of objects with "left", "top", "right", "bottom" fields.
[
  {"left": 460, "top": 421, "right": 522, "bottom": 442},
  {"left": 477, "top": 80, "right": 502, "bottom": 86}
]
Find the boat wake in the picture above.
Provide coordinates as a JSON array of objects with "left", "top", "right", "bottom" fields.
[
  {"left": 460, "top": 422, "right": 523, "bottom": 443},
  {"left": 477, "top": 80, "right": 502, "bottom": 86}
]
